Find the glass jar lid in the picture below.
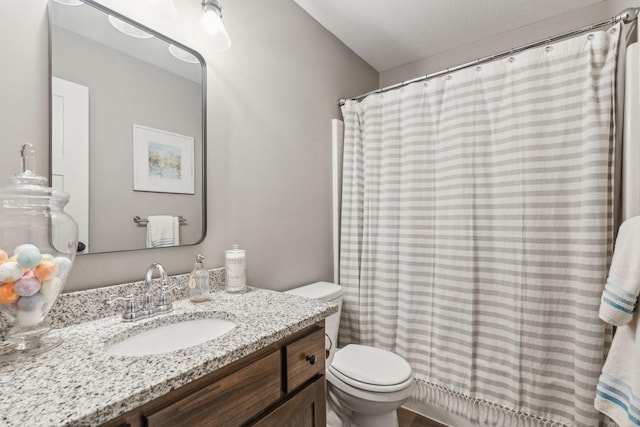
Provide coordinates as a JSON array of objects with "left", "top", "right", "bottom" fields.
[{"left": 0, "top": 144, "right": 69, "bottom": 208}]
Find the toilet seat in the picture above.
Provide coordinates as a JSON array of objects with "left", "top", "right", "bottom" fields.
[{"left": 328, "top": 344, "right": 413, "bottom": 393}]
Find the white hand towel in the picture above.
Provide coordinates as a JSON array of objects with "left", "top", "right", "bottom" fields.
[
  {"left": 599, "top": 216, "right": 640, "bottom": 326},
  {"left": 595, "top": 216, "right": 640, "bottom": 427},
  {"left": 145, "top": 215, "right": 179, "bottom": 248}
]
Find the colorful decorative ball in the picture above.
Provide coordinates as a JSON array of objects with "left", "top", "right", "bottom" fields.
[
  {"left": 16, "top": 246, "right": 42, "bottom": 269},
  {"left": 0, "top": 262, "right": 24, "bottom": 283},
  {"left": 14, "top": 274, "right": 41, "bottom": 297},
  {"left": 0, "top": 282, "right": 19, "bottom": 304},
  {"left": 13, "top": 244, "right": 39, "bottom": 256},
  {"left": 17, "top": 293, "right": 45, "bottom": 312},
  {"left": 40, "top": 277, "right": 62, "bottom": 302},
  {"left": 34, "top": 261, "right": 58, "bottom": 281},
  {"left": 16, "top": 306, "right": 44, "bottom": 327},
  {"left": 52, "top": 257, "right": 72, "bottom": 277}
]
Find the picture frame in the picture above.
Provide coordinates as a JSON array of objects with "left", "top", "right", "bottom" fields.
[{"left": 133, "top": 124, "right": 195, "bottom": 194}]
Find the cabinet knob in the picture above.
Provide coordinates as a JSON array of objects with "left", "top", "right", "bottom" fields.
[{"left": 305, "top": 354, "right": 316, "bottom": 365}]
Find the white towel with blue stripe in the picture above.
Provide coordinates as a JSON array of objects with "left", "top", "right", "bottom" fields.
[
  {"left": 595, "top": 216, "right": 640, "bottom": 427},
  {"left": 145, "top": 215, "right": 179, "bottom": 248}
]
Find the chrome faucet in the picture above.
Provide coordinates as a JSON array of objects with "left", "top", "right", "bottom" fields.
[
  {"left": 108, "top": 262, "right": 183, "bottom": 321},
  {"left": 141, "top": 262, "right": 169, "bottom": 316}
]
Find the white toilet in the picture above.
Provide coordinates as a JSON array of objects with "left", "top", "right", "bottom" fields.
[{"left": 286, "top": 282, "right": 414, "bottom": 427}]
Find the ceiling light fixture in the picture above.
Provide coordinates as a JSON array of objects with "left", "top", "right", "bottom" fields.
[
  {"left": 52, "top": 0, "right": 83, "bottom": 5},
  {"left": 169, "top": 44, "right": 200, "bottom": 64},
  {"left": 108, "top": 15, "right": 153, "bottom": 39},
  {"left": 200, "top": 0, "right": 231, "bottom": 51}
]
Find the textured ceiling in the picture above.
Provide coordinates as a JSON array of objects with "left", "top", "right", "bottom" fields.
[{"left": 293, "top": 0, "right": 606, "bottom": 72}]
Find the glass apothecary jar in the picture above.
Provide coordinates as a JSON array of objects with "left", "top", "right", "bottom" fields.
[
  {"left": 225, "top": 245, "right": 247, "bottom": 293},
  {"left": 0, "top": 144, "right": 78, "bottom": 359}
]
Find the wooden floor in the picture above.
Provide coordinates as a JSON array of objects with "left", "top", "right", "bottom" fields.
[{"left": 398, "top": 407, "right": 449, "bottom": 427}]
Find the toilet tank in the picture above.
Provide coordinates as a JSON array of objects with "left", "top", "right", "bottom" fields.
[{"left": 285, "top": 281, "right": 343, "bottom": 364}]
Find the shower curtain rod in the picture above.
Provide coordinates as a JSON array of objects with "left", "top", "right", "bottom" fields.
[{"left": 338, "top": 7, "right": 640, "bottom": 106}]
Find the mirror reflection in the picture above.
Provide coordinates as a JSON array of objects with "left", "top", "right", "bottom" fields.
[{"left": 49, "top": 0, "right": 206, "bottom": 254}]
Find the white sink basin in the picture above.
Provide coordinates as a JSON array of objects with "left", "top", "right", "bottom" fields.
[{"left": 105, "top": 318, "right": 236, "bottom": 357}]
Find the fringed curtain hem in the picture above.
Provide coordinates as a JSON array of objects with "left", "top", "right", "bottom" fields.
[
  {"left": 414, "top": 380, "right": 569, "bottom": 427},
  {"left": 412, "top": 380, "right": 618, "bottom": 427}
]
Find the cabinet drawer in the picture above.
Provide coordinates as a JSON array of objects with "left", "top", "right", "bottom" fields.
[
  {"left": 283, "top": 328, "right": 325, "bottom": 393},
  {"left": 144, "top": 350, "right": 281, "bottom": 427}
]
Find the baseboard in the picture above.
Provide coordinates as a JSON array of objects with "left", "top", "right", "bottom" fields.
[{"left": 398, "top": 406, "right": 450, "bottom": 427}]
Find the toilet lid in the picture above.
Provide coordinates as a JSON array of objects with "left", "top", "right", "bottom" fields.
[
  {"left": 285, "top": 282, "right": 343, "bottom": 301},
  {"left": 328, "top": 344, "right": 412, "bottom": 392}
]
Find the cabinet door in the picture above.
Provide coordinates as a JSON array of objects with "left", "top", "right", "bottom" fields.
[
  {"left": 251, "top": 377, "right": 325, "bottom": 427},
  {"left": 144, "top": 350, "right": 281, "bottom": 427}
]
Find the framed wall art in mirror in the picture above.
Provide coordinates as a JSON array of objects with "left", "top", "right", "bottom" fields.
[
  {"left": 49, "top": 0, "right": 207, "bottom": 254},
  {"left": 133, "top": 125, "right": 195, "bottom": 195}
]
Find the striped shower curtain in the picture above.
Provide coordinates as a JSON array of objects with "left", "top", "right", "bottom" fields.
[{"left": 339, "top": 25, "right": 622, "bottom": 427}]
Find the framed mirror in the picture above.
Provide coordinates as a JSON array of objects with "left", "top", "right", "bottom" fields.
[{"left": 49, "top": 0, "right": 206, "bottom": 254}]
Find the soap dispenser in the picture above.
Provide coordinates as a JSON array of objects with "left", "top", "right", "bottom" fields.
[{"left": 188, "top": 254, "right": 210, "bottom": 302}]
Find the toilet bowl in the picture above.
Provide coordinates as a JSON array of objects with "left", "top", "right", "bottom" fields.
[{"left": 285, "top": 282, "right": 414, "bottom": 427}]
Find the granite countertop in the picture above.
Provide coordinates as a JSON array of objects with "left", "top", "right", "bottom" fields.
[{"left": 0, "top": 286, "right": 337, "bottom": 426}]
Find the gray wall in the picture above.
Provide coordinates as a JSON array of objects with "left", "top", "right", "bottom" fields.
[
  {"left": 0, "top": 0, "right": 378, "bottom": 292},
  {"left": 52, "top": 28, "right": 204, "bottom": 252},
  {"left": 380, "top": 0, "right": 638, "bottom": 86}
]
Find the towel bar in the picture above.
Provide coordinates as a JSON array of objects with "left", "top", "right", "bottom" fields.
[{"left": 133, "top": 216, "right": 187, "bottom": 225}]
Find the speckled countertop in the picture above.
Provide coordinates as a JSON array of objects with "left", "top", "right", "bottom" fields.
[{"left": 0, "top": 275, "right": 337, "bottom": 427}]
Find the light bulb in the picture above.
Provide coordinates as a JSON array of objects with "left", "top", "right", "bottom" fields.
[{"left": 199, "top": 4, "right": 231, "bottom": 51}]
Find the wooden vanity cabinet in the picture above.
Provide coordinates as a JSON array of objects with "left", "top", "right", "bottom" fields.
[{"left": 102, "top": 322, "right": 326, "bottom": 427}]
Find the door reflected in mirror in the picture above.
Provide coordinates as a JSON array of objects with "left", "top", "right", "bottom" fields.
[{"left": 49, "top": 0, "right": 206, "bottom": 254}]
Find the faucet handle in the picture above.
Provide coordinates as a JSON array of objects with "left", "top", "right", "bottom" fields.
[
  {"left": 107, "top": 294, "right": 138, "bottom": 321},
  {"left": 162, "top": 283, "right": 184, "bottom": 294},
  {"left": 156, "top": 284, "right": 184, "bottom": 313}
]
